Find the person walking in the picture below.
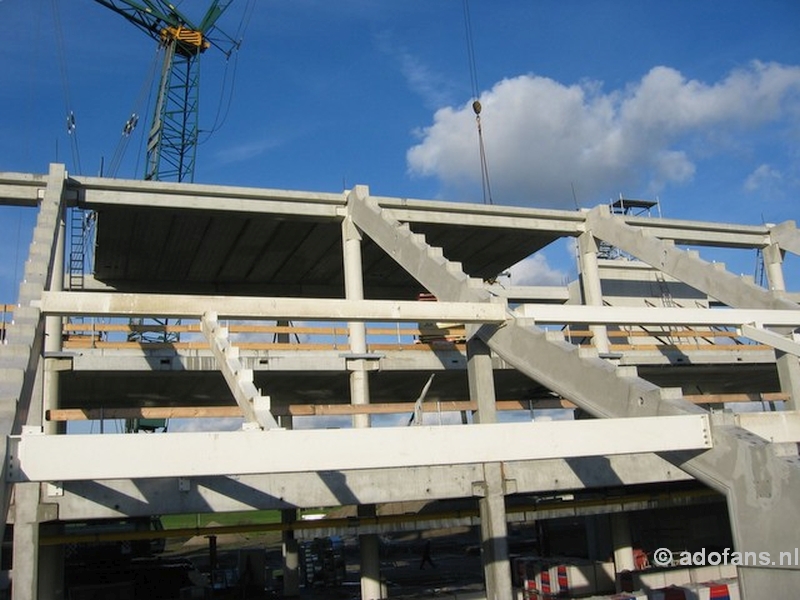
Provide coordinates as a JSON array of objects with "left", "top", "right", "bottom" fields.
[{"left": 419, "top": 540, "right": 436, "bottom": 569}]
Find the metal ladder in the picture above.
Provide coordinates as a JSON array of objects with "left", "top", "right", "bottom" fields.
[{"left": 68, "top": 208, "right": 87, "bottom": 290}]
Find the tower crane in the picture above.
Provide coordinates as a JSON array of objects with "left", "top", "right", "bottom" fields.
[
  {"left": 77, "top": 3, "right": 243, "bottom": 360},
  {"left": 93, "top": 0, "right": 239, "bottom": 182}
]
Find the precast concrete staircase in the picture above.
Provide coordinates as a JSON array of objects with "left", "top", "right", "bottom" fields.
[
  {"left": 347, "top": 186, "right": 491, "bottom": 304},
  {"left": 0, "top": 165, "right": 67, "bottom": 552},
  {"left": 201, "top": 311, "right": 280, "bottom": 429}
]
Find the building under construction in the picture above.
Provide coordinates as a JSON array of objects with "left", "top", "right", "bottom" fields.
[{"left": 1, "top": 164, "right": 799, "bottom": 599}]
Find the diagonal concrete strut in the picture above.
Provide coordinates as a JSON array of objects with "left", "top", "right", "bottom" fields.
[{"left": 585, "top": 205, "right": 799, "bottom": 311}]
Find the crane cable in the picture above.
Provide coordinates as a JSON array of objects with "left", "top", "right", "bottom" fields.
[
  {"left": 463, "top": 0, "right": 493, "bottom": 205},
  {"left": 200, "top": 0, "right": 256, "bottom": 143},
  {"left": 107, "top": 46, "right": 162, "bottom": 178},
  {"left": 51, "top": 0, "right": 83, "bottom": 175}
]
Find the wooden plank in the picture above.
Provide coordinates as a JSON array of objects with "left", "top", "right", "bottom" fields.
[
  {"left": 565, "top": 329, "right": 741, "bottom": 339},
  {"left": 63, "top": 322, "right": 422, "bottom": 336},
  {"left": 46, "top": 407, "right": 243, "bottom": 421},
  {"left": 47, "top": 400, "right": 557, "bottom": 421},
  {"left": 684, "top": 392, "right": 788, "bottom": 404},
  {"left": 45, "top": 393, "right": 788, "bottom": 422},
  {"left": 608, "top": 343, "right": 771, "bottom": 352}
]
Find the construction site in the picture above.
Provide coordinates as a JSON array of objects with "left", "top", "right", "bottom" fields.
[
  {"left": 2, "top": 2, "right": 800, "bottom": 600},
  {"left": 1, "top": 164, "right": 799, "bottom": 600}
]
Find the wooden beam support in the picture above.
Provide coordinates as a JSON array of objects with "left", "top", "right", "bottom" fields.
[{"left": 45, "top": 393, "right": 789, "bottom": 422}]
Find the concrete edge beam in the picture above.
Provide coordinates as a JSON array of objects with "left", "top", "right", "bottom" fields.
[
  {"left": 9, "top": 415, "right": 711, "bottom": 482},
  {"left": 517, "top": 304, "right": 800, "bottom": 327},
  {"left": 38, "top": 291, "right": 507, "bottom": 323}
]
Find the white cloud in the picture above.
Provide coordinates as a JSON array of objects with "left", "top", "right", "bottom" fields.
[
  {"left": 507, "top": 254, "right": 566, "bottom": 286},
  {"left": 397, "top": 52, "right": 454, "bottom": 110},
  {"left": 375, "top": 32, "right": 456, "bottom": 110},
  {"left": 407, "top": 61, "right": 800, "bottom": 208},
  {"left": 744, "top": 163, "right": 783, "bottom": 194},
  {"left": 169, "top": 417, "right": 244, "bottom": 432},
  {"left": 215, "top": 138, "right": 283, "bottom": 165}
]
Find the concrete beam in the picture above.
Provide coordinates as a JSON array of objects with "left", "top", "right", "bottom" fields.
[
  {"left": 0, "top": 172, "right": 49, "bottom": 208},
  {"left": 44, "top": 171, "right": 779, "bottom": 252},
  {"left": 484, "top": 284, "right": 569, "bottom": 303},
  {"left": 9, "top": 416, "right": 710, "bottom": 482},
  {"left": 621, "top": 215, "right": 769, "bottom": 248},
  {"left": 38, "top": 291, "right": 506, "bottom": 323},
  {"left": 73, "top": 174, "right": 345, "bottom": 218},
  {"left": 377, "top": 195, "right": 769, "bottom": 247},
  {"left": 376, "top": 197, "right": 584, "bottom": 233},
  {"left": 733, "top": 410, "right": 800, "bottom": 444},
  {"left": 1, "top": 168, "right": 779, "bottom": 248},
  {"left": 740, "top": 324, "right": 800, "bottom": 357},
  {"left": 516, "top": 304, "right": 800, "bottom": 327}
]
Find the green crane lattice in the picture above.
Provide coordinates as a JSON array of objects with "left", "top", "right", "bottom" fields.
[{"left": 93, "top": 0, "right": 237, "bottom": 182}]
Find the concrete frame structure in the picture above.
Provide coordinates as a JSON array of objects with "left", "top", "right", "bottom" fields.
[{"left": 1, "top": 164, "right": 800, "bottom": 599}]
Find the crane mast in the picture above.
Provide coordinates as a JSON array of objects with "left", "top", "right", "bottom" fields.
[
  {"left": 92, "top": 0, "right": 235, "bottom": 182},
  {"left": 146, "top": 29, "right": 200, "bottom": 182}
]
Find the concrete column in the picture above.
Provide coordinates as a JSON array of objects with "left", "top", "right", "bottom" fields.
[
  {"left": 777, "top": 351, "right": 800, "bottom": 412},
  {"left": 342, "top": 198, "right": 371, "bottom": 427},
  {"left": 469, "top": 333, "right": 510, "bottom": 599},
  {"left": 344, "top": 191, "right": 381, "bottom": 600},
  {"left": 358, "top": 505, "right": 383, "bottom": 600},
  {"left": 478, "top": 463, "right": 513, "bottom": 600},
  {"left": 467, "top": 335, "right": 497, "bottom": 424},
  {"left": 40, "top": 211, "right": 66, "bottom": 599},
  {"left": 12, "top": 483, "right": 40, "bottom": 600},
  {"left": 763, "top": 243, "right": 786, "bottom": 292},
  {"left": 281, "top": 510, "right": 300, "bottom": 597},
  {"left": 279, "top": 413, "right": 300, "bottom": 597},
  {"left": 761, "top": 243, "right": 800, "bottom": 411},
  {"left": 762, "top": 244, "right": 800, "bottom": 410},
  {"left": 610, "top": 512, "right": 635, "bottom": 591},
  {"left": 208, "top": 535, "right": 218, "bottom": 575},
  {"left": 578, "top": 233, "right": 610, "bottom": 354},
  {"left": 469, "top": 334, "right": 511, "bottom": 599},
  {"left": 43, "top": 213, "right": 65, "bottom": 436},
  {"left": 38, "top": 522, "right": 65, "bottom": 600}
]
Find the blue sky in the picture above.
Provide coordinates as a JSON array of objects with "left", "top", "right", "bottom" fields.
[{"left": 1, "top": 0, "right": 799, "bottom": 298}]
